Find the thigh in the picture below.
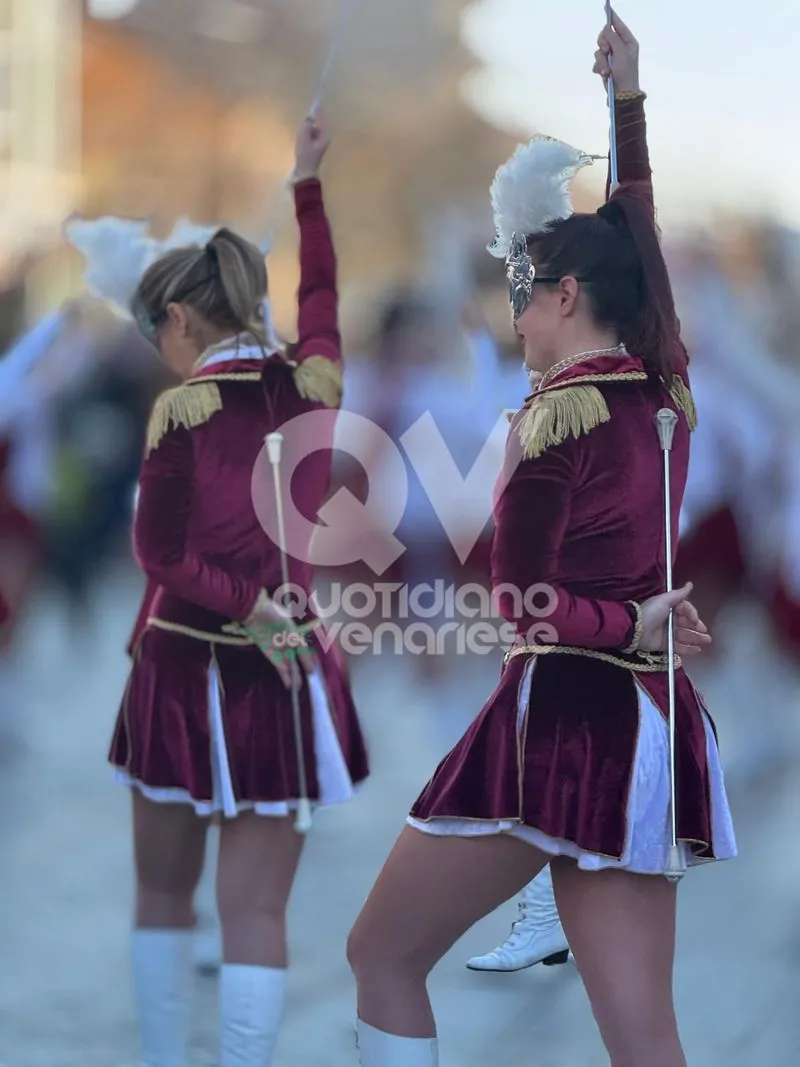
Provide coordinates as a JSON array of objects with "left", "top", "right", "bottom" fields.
[
  {"left": 350, "top": 826, "right": 547, "bottom": 976},
  {"left": 216, "top": 812, "right": 305, "bottom": 916},
  {"left": 132, "top": 790, "right": 209, "bottom": 895},
  {"left": 551, "top": 860, "right": 679, "bottom": 1053}
]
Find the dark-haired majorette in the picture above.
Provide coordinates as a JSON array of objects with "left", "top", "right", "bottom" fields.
[
  {"left": 67, "top": 116, "right": 369, "bottom": 1067},
  {"left": 347, "top": 14, "right": 735, "bottom": 1067}
]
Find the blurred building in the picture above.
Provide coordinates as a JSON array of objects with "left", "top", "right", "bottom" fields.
[
  {"left": 72, "top": 0, "right": 522, "bottom": 340},
  {"left": 0, "top": 0, "right": 81, "bottom": 333}
]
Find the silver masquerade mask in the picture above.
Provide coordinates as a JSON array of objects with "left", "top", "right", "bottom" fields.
[{"left": 506, "top": 232, "right": 535, "bottom": 320}]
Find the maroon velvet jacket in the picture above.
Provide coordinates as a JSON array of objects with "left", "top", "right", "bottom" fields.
[
  {"left": 411, "top": 95, "right": 713, "bottom": 858},
  {"left": 492, "top": 93, "right": 691, "bottom": 647},
  {"left": 127, "top": 179, "right": 341, "bottom": 652}
]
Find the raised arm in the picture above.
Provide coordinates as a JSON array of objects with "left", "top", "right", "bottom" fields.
[
  {"left": 594, "top": 12, "right": 689, "bottom": 375},
  {"left": 292, "top": 116, "right": 339, "bottom": 366},
  {"left": 594, "top": 13, "right": 653, "bottom": 211}
]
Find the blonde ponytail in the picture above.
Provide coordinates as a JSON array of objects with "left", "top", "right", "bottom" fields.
[
  {"left": 133, "top": 225, "right": 269, "bottom": 345},
  {"left": 206, "top": 227, "right": 267, "bottom": 339}
]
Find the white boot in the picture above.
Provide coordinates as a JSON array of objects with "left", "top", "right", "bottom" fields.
[
  {"left": 356, "top": 1019, "right": 438, "bottom": 1066},
  {"left": 220, "top": 964, "right": 286, "bottom": 1066},
  {"left": 466, "top": 866, "right": 571, "bottom": 972},
  {"left": 131, "top": 929, "right": 193, "bottom": 1067}
]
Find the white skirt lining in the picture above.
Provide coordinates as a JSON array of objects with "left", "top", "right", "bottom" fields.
[
  {"left": 115, "top": 664, "right": 356, "bottom": 818},
  {"left": 408, "top": 658, "right": 737, "bottom": 875}
]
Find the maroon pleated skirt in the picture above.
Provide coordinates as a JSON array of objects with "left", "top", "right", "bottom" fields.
[
  {"left": 109, "top": 625, "right": 369, "bottom": 815},
  {"left": 409, "top": 651, "right": 734, "bottom": 868}
]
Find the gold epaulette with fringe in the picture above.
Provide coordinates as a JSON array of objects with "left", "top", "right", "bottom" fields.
[
  {"left": 517, "top": 385, "right": 611, "bottom": 460},
  {"left": 293, "top": 355, "right": 343, "bottom": 408},
  {"left": 145, "top": 381, "right": 223, "bottom": 456},
  {"left": 668, "top": 375, "right": 697, "bottom": 431}
]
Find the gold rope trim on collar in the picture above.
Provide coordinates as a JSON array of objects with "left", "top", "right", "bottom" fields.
[
  {"left": 668, "top": 375, "right": 697, "bottom": 431},
  {"left": 294, "top": 355, "right": 343, "bottom": 408},
  {"left": 503, "top": 643, "right": 681, "bottom": 673},
  {"left": 187, "top": 371, "right": 262, "bottom": 384},
  {"left": 517, "top": 384, "right": 610, "bottom": 459},
  {"left": 537, "top": 370, "right": 648, "bottom": 395},
  {"left": 145, "top": 382, "right": 223, "bottom": 456}
]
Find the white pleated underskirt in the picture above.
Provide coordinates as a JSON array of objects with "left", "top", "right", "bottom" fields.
[
  {"left": 115, "top": 664, "right": 356, "bottom": 818},
  {"left": 408, "top": 660, "right": 738, "bottom": 875}
]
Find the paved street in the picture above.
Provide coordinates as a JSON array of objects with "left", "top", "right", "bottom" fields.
[{"left": 1, "top": 565, "right": 799, "bottom": 1066}]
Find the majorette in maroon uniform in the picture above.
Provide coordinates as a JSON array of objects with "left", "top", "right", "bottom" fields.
[
  {"left": 67, "top": 116, "right": 368, "bottom": 1067},
  {"left": 346, "top": 17, "right": 735, "bottom": 1067},
  {"left": 110, "top": 174, "right": 368, "bottom": 809}
]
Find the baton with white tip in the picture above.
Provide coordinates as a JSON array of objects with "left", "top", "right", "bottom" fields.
[
  {"left": 266, "top": 432, "right": 313, "bottom": 835},
  {"left": 654, "top": 408, "right": 686, "bottom": 883}
]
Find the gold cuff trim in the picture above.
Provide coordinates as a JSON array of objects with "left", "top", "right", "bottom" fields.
[
  {"left": 294, "top": 355, "right": 343, "bottom": 408},
  {"left": 621, "top": 601, "right": 644, "bottom": 654},
  {"left": 615, "top": 89, "right": 647, "bottom": 102},
  {"left": 503, "top": 643, "right": 680, "bottom": 673},
  {"left": 146, "top": 382, "right": 224, "bottom": 456}
]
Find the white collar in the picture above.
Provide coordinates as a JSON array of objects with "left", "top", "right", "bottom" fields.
[{"left": 195, "top": 333, "right": 279, "bottom": 371}]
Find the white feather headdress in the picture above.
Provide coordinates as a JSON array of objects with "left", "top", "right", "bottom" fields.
[
  {"left": 63, "top": 213, "right": 282, "bottom": 351},
  {"left": 64, "top": 215, "right": 220, "bottom": 314},
  {"left": 488, "top": 136, "right": 595, "bottom": 259}
]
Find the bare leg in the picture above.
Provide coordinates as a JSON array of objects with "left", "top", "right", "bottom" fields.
[
  {"left": 216, "top": 812, "right": 305, "bottom": 968},
  {"left": 215, "top": 813, "right": 306, "bottom": 1067},
  {"left": 552, "top": 859, "right": 686, "bottom": 1067},
  {"left": 133, "top": 791, "right": 209, "bottom": 928},
  {"left": 347, "top": 826, "right": 548, "bottom": 1038},
  {"left": 130, "top": 792, "right": 210, "bottom": 1067}
]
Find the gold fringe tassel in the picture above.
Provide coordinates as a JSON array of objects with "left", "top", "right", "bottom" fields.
[
  {"left": 517, "top": 385, "right": 610, "bottom": 459},
  {"left": 145, "top": 382, "right": 223, "bottom": 456},
  {"left": 669, "top": 375, "right": 698, "bottom": 431},
  {"left": 294, "top": 355, "right": 343, "bottom": 408}
]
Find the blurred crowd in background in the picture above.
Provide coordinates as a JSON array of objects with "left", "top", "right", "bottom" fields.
[
  {"left": 1, "top": 5, "right": 799, "bottom": 1061},
  {"left": 2, "top": 219, "right": 800, "bottom": 781},
  {"left": 0, "top": 0, "right": 799, "bottom": 833}
]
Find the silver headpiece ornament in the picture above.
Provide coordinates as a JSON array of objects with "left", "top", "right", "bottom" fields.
[{"left": 487, "top": 136, "right": 597, "bottom": 318}]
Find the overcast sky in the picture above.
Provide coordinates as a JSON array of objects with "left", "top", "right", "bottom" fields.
[{"left": 461, "top": 0, "right": 799, "bottom": 231}]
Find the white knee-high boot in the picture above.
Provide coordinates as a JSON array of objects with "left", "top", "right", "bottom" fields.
[
  {"left": 131, "top": 929, "right": 193, "bottom": 1067},
  {"left": 220, "top": 964, "right": 286, "bottom": 1067},
  {"left": 356, "top": 1020, "right": 439, "bottom": 1066}
]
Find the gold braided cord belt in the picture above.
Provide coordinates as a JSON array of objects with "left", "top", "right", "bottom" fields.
[
  {"left": 146, "top": 617, "right": 322, "bottom": 646},
  {"left": 503, "top": 644, "right": 681, "bottom": 673}
]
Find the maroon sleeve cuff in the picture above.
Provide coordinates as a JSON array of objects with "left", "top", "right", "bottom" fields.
[{"left": 293, "top": 178, "right": 324, "bottom": 217}]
